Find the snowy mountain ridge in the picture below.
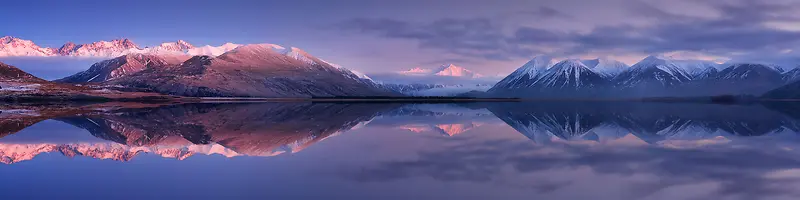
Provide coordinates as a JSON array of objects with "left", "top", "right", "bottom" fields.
[
  {"left": 0, "top": 36, "right": 329, "bottom": 58},
  {"left": 488, "top": 54, "right": 790, "bottom": 98}
]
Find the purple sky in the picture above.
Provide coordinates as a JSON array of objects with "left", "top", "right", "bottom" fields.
[{"left": 2, "top": 0, "right": 800, "bottom": 78}]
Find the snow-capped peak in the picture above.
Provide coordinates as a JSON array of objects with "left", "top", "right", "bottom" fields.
[
  {"left": 0, "top": 36, "right": 56, "bottom": 56},
  {"left": 634, "top": 55, "right": 717, "bottom": 76},
  {"left": 581, "top": 58, "right": 629, "bottom": 77},
  {"left": 156, "top": 40, "right": 195, "bottom": 51},
  {"left": 433, "top": 64, "right": 482, "bottom": 78},
  {"left": 489, "top": 55, "right": 555, "bottom": 90},
  {"left": 0, "top": 36, "right": 33, "bottom": 45},
  {"left": 56, "top": 38, "right": 141, "bottom": 57},
  {"left": 517, "top": 55, "right": 555, "bottom": 77},
  {"left": 396, "top": 64, "right": 482, "bottom": 78},
  {"left": 529, "top": 59, "right": 609, "bottom": 89}
]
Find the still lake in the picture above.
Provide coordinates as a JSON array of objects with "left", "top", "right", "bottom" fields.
[{"left": 1, "top": 102, "right": 800, "bottom": 200}]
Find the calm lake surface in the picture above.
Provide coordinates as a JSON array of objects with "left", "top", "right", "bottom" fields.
[{"left": 1, "top": 102, "right": 800, "bottom": 200}]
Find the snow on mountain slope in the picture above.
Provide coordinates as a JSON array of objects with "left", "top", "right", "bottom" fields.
[
  {"left": 58, "top": 39, "right": 140, "bottom": 57},
  {"left": 0, "top": 36, "right": 56, "bottom": 56},
  {"left": 672, "top": 60, "right": 719, "bottom": 75},
  {"left": 185, "top": 43, "right": 242, "bottom": 56},
  {"left": 783, "top": 68, "right": 800, "bottom": 83},
  {"left": 581, "top": 58, "right": 629, "bottom": 77},
  {"left": 144, "top": 40, "right": 195, "bottom": 54},
  {"left": 0, "top": 36, "right": 277, "bottom": 58},
  {"left": 715, "top": 63, "right": 784, "bottom": 81},
  {"left": 693, "top": 67, "right": 719, "bottom": 80},
  {"left": 613, "top": 55, "right": 692, "bottom": 88},
  {"left": 532, "top": 59, "right": 610, "bottom": 89},
  {"left": 490, "top": 55, "right": 554, "bottom": 90}
]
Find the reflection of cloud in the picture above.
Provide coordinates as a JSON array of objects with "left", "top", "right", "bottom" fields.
[{"left": 341, "top": 138, "right": 800, "bottom": 199}]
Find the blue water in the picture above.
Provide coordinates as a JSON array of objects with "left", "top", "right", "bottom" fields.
[{"left": 0, "top": 102, "right": 799, "bottom": 200}]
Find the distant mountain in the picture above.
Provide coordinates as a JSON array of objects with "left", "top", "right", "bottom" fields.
[
  {"left": 686, "top": 63, "right": 785, "bottom": 96},
  {"left": 0, "top": 36, "right": 247, "bottom": 57},
  {"left": 433, "top": 64, "right": 482, "bottom": 78},
  {"left": 381, "top": 83, "right": 447, "bottom": 94},
  {"left": 397, "top": 122, "right": 484, "bottom": 136},
  {"left": 398, "top": 64, "right": 483, "bottom": 78},
  {"left": 100, "top": 44, "right": 397, "bottom": 97},
  {"left": 381, "top": 83, "right": 492, "bottom": 96},
  {"left": 373, "top": 64, "right": 495, "bottom": 96}
]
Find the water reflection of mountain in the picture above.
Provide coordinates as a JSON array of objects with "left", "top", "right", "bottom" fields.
[
  {"left": 0, "top": 102, "right": 800, "bottom": 163},
  {"left": 367, "top": 104, "right": 498, "bottom": 136},
  {"left": 0, "top": 103, "right": 400, "bottom": 163},
  {"left": 483, "top": 102, "right": 800, "bottom": 143}
]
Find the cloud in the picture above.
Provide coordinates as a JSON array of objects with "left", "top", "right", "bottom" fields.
[
  {"left": 335, "top": 0, "right": 800, "bottom": 66},
  {"left": 516, "top": 0, "right": 800, "bottom": 58},
  {"left": 339, "top": 138, "right": 800, "bottom": 199},
  {"left": 516, "top": 6, "right": 574, "bottom": 19},
  {"left": 338, "top": 18, "right": 537, "bottom": 61}
]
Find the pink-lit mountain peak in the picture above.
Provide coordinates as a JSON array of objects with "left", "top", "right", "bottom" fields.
[
  {"left": 433, "top": 64, "right": 482, "bottom": 78},
  {"left": 398, "top": 64, "right": 483, "bottom": 78},
  {"left": 0, "top": 36, "right": 236, "bottom": 57},
  {"left": 156, "top": 40, "right": 195, "bottom": 51}
]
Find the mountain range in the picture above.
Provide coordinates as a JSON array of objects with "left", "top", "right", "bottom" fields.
[
  {"left": 5, "top": 35, "right": 800, "bottom": 99},
  {"left": 0, "top": 36, "right": 400, "bottom": 98},
  {"left": 0, "top": 36, "right": 241, "bottom": 57},
  {"left": 54, "top": 44, "right": 396, "bottom": 97},
  {"left": 489, "top": 55, "right": 799, "bottom": 98}
]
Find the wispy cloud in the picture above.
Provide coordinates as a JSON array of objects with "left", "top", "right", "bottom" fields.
[{"left": 335, "top": 0, "right": 800, "bottom": 66}]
